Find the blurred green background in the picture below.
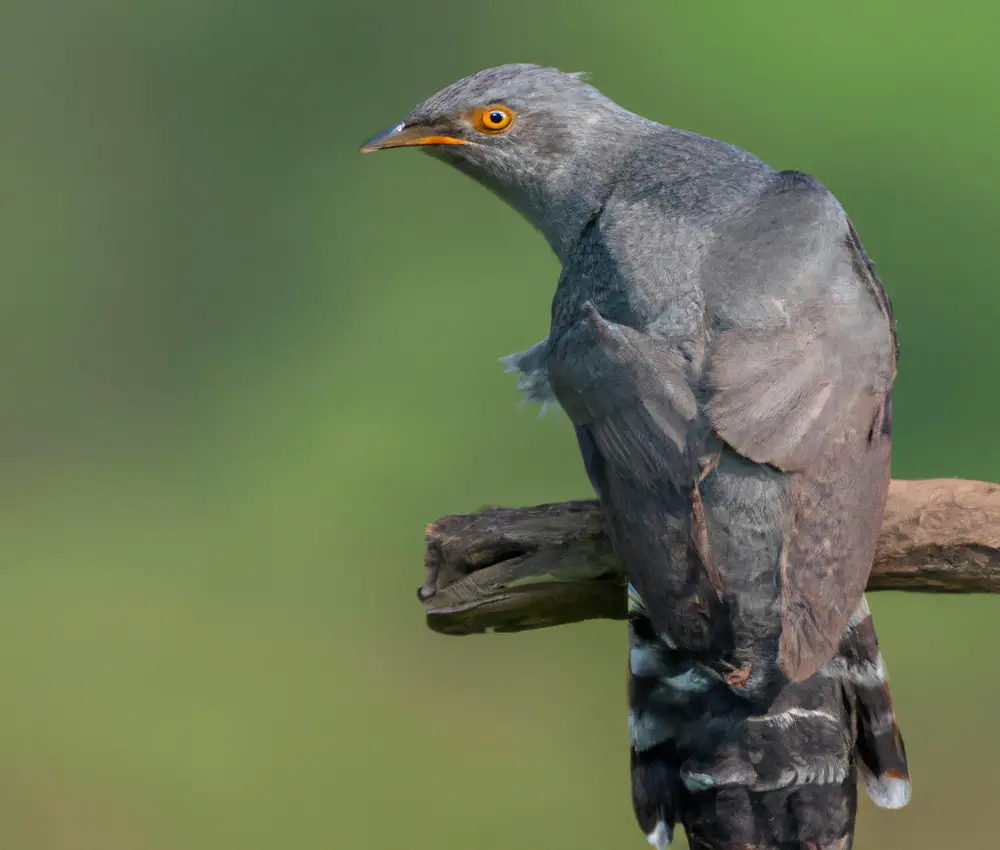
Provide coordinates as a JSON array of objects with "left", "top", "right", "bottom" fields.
[{"left": 1, "top": 1, "right": 998, "bottom": 848}]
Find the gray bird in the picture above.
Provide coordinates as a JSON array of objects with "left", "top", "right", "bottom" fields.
[{"left": 361, "top": 65, "right": 910, "bottom": 850}]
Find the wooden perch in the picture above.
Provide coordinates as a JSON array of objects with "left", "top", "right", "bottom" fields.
[{"left": 419, "top": 478, "right": 1000, "bottom": 636}]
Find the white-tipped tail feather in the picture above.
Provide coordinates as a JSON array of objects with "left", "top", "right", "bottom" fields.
[
  {"left": 646, "top": 821, "right": 672, "bottom": 849},
  {"left": 861, "top": 765, "right": 912, "bottom": 809}
]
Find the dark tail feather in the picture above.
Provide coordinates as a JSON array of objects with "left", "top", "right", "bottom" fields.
[
  {"left": 835, "top": 598, "right": 911, "bottom": 808},
  {"left": 680, "top": 778, "right": 858, "bottom": 850},
  {"left": 627, "top": 584, "right": 683, "bottom": 848},
  {"left": 630, "top": 741, "right": 680, "bottom": 849},
  {"left": 674, "top": 670, "right": 859, "bottom": 849},
  {"left": 627, "top": 593, "right": 908, "bottom": 849}
]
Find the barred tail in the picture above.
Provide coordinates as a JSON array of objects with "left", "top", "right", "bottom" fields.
[
  {"left": 627, "top": 592, "right": 909, "bottom": 850},
  {"left": 833, "top": 598, "right": 911, "bottom": 810}
]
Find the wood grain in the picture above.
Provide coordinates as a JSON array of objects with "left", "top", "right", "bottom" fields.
[{"left": 419, "top": 479, "right": 1000, "bottom": 635}]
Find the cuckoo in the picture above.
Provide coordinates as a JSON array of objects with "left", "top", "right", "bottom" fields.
[{"left": 361, "top": 64, "right": 910, "bottom": 850}]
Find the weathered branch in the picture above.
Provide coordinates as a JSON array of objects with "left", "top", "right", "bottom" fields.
[{"left": 419, "top": 478, "right": 1000, "bottom": 635}]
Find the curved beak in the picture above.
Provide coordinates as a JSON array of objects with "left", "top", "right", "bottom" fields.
[{"left": 360, "top": 122, "right": 467, "bottom": 153}]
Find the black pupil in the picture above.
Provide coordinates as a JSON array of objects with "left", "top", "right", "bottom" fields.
[{"left": 489, "top": 110, "right": 505, "bottom": 125}]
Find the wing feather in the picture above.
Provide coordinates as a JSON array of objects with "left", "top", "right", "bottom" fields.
[
  {"left": 548, "top": 170, "right": 897, "bottom": 687},
  {"left": 702, "top": 172, "right": 896, "bottom": 680}
]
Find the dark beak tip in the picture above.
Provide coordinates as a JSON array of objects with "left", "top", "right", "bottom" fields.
[
  {"left": 358, "top": 122, "right": 467, "bottom": 154},
  {"left": 359, "top": 123, "right": 404, "bottom": 154}
]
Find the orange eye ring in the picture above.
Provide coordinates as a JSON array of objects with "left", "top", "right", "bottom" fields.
[{"left": 476, "top": 105, "right": 515, "bottom": 134}]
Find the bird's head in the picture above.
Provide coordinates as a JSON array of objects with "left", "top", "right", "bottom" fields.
[{"left": 360, "top": 64, "right": 651, "bottom": 256}]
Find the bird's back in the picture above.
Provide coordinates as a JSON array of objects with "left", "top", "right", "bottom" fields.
[{"left": 541, "top": 157, "right": 909, "bottom": 849}]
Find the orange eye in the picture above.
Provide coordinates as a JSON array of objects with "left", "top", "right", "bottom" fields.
[{"left": 476, "top": 105, "right": 515, "bottom": 134}]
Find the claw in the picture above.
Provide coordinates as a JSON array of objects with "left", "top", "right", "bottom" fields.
[{"left": 723, "top": 663, "right": 752, "bottom": 689}]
